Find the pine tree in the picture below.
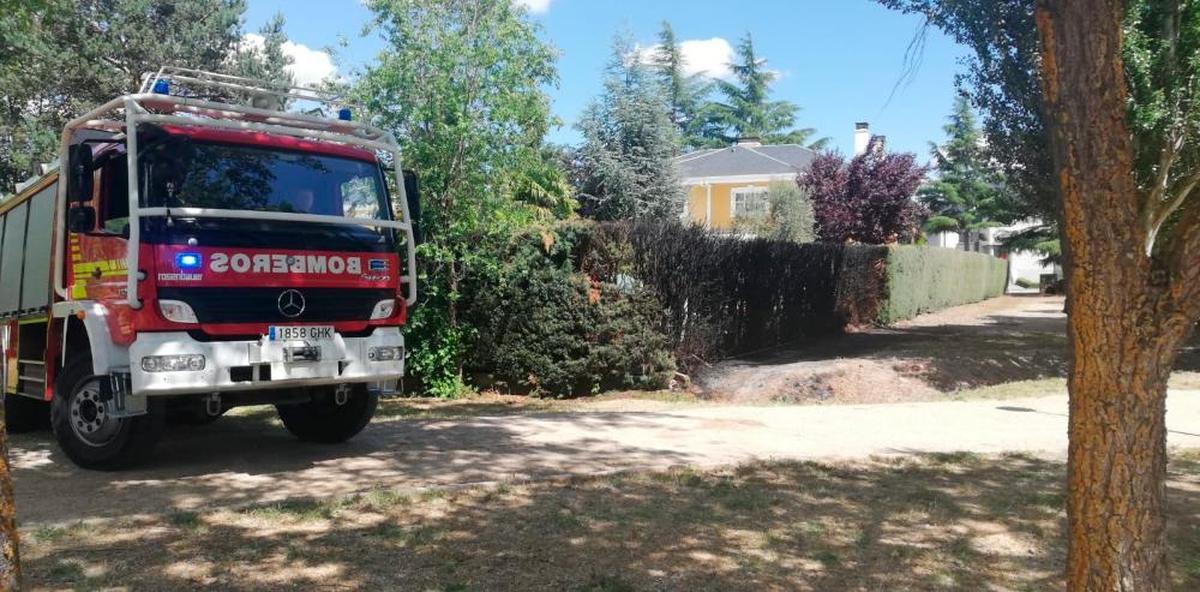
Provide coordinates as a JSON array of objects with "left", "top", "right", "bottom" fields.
[
  {"left": 709, "top": 34, "right": 827, "bottom": 148},
  {"left": 650, "top": 21, "right": 713, "bottom": 149},
  {"left": 918, "top": 95, "right": 1015, "bottom": 251},
  {"left": 577, "top": 36, "right": 684, "bottom": 220},
  {"left": 230, "top": 13, "right": 296, "bottom": 89}
]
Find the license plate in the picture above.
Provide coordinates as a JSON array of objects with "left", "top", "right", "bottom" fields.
[{"left": 269, "top": 325, "right": 335, "bottom": 342}]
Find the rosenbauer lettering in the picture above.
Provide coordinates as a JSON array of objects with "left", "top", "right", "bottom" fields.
[{"left": 209, "top": 252, "right": 364, "bottom": 275}]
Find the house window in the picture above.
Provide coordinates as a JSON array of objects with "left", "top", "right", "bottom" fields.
[{"left": 731, "top": 187, "right": 769, "bottom": 218}]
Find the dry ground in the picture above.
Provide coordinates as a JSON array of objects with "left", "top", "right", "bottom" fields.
[
  {"left": 13, "top": 295, "right": 1200, "bottom": 590},
  {"left": 697, "top": 296, "right": 1200, "bottom": 404},
  {"left": 22, "top": 451, "right": 1200, "bottom": 591}
]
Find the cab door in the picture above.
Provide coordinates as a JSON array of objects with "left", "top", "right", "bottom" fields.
[{"left": 68, "top": 150, "right": 131, "bottom": 305}]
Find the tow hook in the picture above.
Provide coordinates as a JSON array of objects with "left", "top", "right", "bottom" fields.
[
  {"left": 204, "top": 393, "right": 222, "bottom": 417},
  {"left": 334, "top": 384, "right": 350, "bottom": 406}
]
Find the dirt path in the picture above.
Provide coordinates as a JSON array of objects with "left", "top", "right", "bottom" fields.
[
  {"left": 13, "top": 296, "right": 1200, "bottom": 527},
  {"left": 697, "top": 296, "right": 1200, "bottom": 403},
  {"left": 12, "top": 390, "right": 1200, "bottom": 526}
]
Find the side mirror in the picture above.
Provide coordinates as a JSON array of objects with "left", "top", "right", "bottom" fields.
[
  {"left": 68, "top": 206, "right": 96, "bottom": 234},
  {"left": 402, "top": 170, "right": 422, "bottom": 245},
  {"left": 67, "top": 144, "right": 94, "bottom": 202}
]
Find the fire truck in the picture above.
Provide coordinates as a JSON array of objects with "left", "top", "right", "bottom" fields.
[{"left": 0, "top": 68, "right": 419, "bottom": 469}]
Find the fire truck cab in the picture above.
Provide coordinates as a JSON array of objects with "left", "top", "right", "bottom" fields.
[{"left": 0, "top": 68, "right": 419, "bottom": 469}]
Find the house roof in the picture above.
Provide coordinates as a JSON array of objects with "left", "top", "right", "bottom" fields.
[{"left": 674, "top": 143, "right": 817, "bottom": 181}]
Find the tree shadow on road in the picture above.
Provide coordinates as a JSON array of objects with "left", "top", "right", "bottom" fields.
[
  {"left": 9, "top": 409, "right": 719, "bottom": 525},
  {"left": 19, "top": 452, "right": 1200, "bottom": 591}
]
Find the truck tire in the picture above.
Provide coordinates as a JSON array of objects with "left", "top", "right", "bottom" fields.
[
  {"left": 5, "top": 394, "right": 49, "bottom": 433},
  {"left": 275, "top": 384, "right": 377, "bottom": 443},
  {"left": 51, "top": 356, "right": 165, "bottom": 470}
]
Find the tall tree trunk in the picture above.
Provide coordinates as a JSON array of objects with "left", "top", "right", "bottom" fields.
[{"left": 1036, "top": 1, "right": 1193, "bottom": 589}]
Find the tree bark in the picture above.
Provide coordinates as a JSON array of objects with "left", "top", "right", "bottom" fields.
[
  {"left": 1035, "top": 1, "right": 1195, "bottom": 589},
  {"left": 0, "top": 409, "right": 21, "bottom": 589}
]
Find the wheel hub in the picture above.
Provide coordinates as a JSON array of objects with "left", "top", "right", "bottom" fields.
[{"left": 69, "top": 380, "right": 121, "bottom": 447}]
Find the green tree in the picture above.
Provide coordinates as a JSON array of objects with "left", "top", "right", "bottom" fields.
[
  {"left": 230, "top": 13, "right": 295, "bottom": 88},
  {"left": 709, "top": 34, "right": 827, "bottom": 148},
  {"left": 883, "top": 0, "right": 1200, "bottom": 586},
  {"left": 649, "top": 21, "right": 715, "bottom": 149},
  {"left": 0, "top": 0, "right": 288, "bottom": 193},
  {"left": 875, "top": 1, "right": 1057, "bottom": 253},
  {"left": 355, "top": 0, "right": 569, "bottom": 395},
  {"left": 918, "top": 95, "right": 1015, "bottom": 251},
  {"left": 576, "top": 36, "right": 684, "bottom": 220}
]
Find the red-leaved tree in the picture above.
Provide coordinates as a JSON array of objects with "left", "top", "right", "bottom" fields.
[{"left": 802, "top": 138, "right": 928, "bottom": 244}]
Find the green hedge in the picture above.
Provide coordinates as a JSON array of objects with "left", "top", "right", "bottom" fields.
[
  {"left": 880, "top": 246, "right": 1009, "bottom": 324},
  {"left": 455, "top": 221, "right": 1009, "bottom": 396},
  {"left": 462, "top": 223, "right": 676, "bottom": 396}
]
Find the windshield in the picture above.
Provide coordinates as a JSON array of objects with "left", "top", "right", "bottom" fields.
[{"left": 141, "top": 139, "right": 391, "bottom": 220}]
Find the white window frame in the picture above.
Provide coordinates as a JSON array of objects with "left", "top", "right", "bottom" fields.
[{"left": 730, "top": 186, "right": 769, "bottom": 219}]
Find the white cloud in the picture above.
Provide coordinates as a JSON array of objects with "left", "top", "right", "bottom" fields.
[
  {"left": 515, "top": 0, "right": 553, "bottom": 14},
  {"left": 637, "top": 37, "right": 734, "bottom": 79},
  {"left": 241, "top": 34, "right": 338, "bottom": 87}
]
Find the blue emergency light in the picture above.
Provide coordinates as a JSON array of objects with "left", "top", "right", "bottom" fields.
[
  {"left": 152, "top": 78, "right": 170, "bottom": 95},
  {"left": 176, "top": 252, "right": 202, "bottom": 270},
  {"left": 338, "top": 108, "right": 353, "bottom": 121}
]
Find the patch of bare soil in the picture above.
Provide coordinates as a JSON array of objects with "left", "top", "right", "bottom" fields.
[
  {"left": 697, "top": 295, "right": 1200, "bottom": 404},
  {"left": 21, "top": 452, "right": 1200, "bottom": 591}
]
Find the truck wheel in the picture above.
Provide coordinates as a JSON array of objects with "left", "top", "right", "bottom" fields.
[
  {"left": 275, "top": 384, "right": 377, "bottom": 443},
  {"left": 4, "top": 394, "right": 49, "bottom": 433},
  {"left": 51, "top": 357, "right": 165, "bottom": 470}
]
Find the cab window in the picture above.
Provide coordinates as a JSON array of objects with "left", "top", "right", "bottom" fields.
[{"left": 99, "top": 153, "right": 130, "bottom": 235}]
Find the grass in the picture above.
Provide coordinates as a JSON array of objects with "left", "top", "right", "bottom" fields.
[{"left": 20, "top": 452, "right": 1200, "bottom": 591}]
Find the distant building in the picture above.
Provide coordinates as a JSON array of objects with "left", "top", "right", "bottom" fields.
[
  {"left": 673, "top": 138, "right": 817, "bottom": 230},
  {"left": 929, "top": 220, "right": 1062, "bottom": 293}
]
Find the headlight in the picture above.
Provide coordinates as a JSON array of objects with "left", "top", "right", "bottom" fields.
[
  {"left": 370, "top": 299, "right": 396, "bottom": 320},
  {"left": 158, "top": 300, "right": 198, "bottom": 323},
  {"left": 142, "top": 354, "right": 206, "bottom": 372},
  {"left": 368, "top": 346, "right": 405, "bottom": 362}
]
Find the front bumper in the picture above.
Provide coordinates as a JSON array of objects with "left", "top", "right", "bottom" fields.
[{"left": 128, "top": 327, "right": 405, "bottom": 396}]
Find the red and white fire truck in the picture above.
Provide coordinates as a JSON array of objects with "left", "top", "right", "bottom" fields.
[{"left": 0, "top": 68, "right": 419, "bottom": 469}]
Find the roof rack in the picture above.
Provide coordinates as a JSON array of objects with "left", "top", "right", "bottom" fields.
[
  {"left": 63, "top": 66, "right": 396, "bottom": 152},
  {"left": 139, "top": 66, "right": 358, "bottom": 112}
]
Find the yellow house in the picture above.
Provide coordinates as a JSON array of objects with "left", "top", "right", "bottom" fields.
[{"left": 675, "top": 139, "right": 817, "bottom": 230}]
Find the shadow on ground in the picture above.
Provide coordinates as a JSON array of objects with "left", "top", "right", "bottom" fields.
[
  {"left": 20, "top": 452, "right": 1200, "bottom": 591},
  {"left": 9, "top": 408, "right": 714, "bottom": 525}
]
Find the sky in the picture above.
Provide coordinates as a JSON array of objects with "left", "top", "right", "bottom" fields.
[{"left": 243, "top": 0, "right": 970, "bottom": 159}]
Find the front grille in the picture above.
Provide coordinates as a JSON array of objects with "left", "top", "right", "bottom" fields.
[{"left": 159, "top": 287, "right": 391, "bottom": 324}]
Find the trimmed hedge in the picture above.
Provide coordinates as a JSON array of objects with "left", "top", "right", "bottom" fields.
[
  {"left": 458, "top": 220, "right": 1009, "bottom": 394},
  {"left": 617, "top": 222, "right": 887, "bottom": 364},
  {"left": 880, "top": 246, "right": 1009, "bottom": 324}
]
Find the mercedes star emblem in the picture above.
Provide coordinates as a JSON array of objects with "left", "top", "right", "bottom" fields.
[{"left": 277, "top": 289, "right": 306, "bottom": 318}]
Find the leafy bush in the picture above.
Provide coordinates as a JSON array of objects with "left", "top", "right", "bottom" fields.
[
  {"left": 729, "top": 181, "right": 817, "bottom": 243},
  {"left": 803, "top": 139, "right": 929, "bottom": 244},
  {"left": 464, "top": 226, "right": 674, "bottom": 396},
  {"left": 880, "top": 246, "right": 1009, "bottom": 323}
]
